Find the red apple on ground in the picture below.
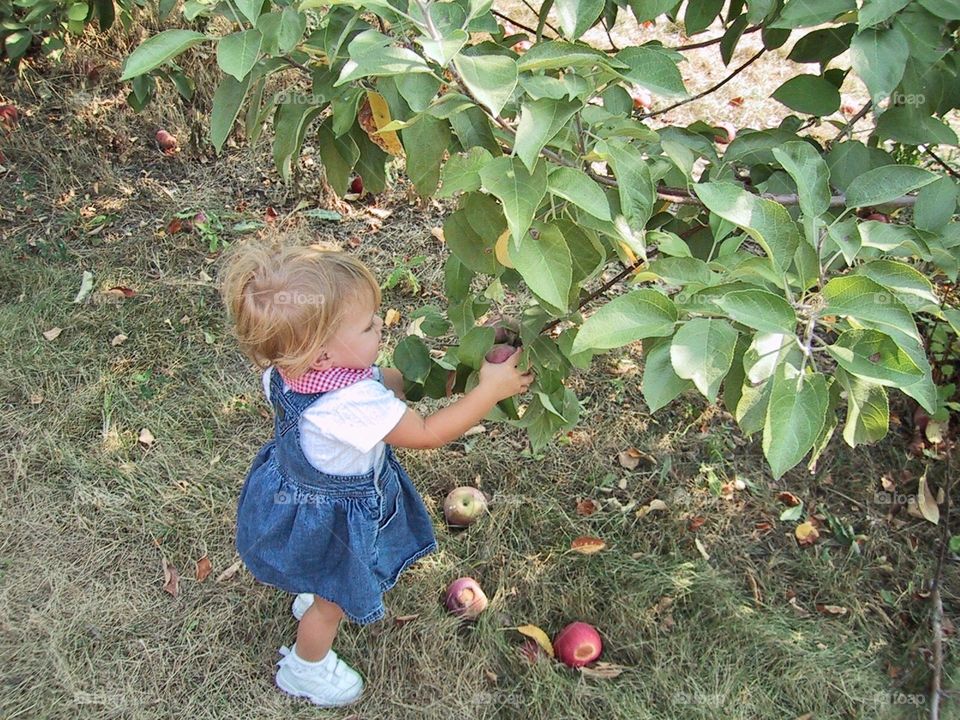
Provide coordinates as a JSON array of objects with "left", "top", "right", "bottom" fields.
[
  {"left": 865, "top": 212, "right": 890, "bottom": 223},
  {"left": 445, "top": 577, "right": 488, "bottom": 620},
  {"left": 553, "top": 621, "right": 602, "bottom": 667},
  {"left": 350, "top": 176, "right": 363, "bottom": 194},
  {"left": 443, "top": 486, "right": 488, "bottom": 527},
  {"left": 155, "top": 129, "right": 177, "bottom": 153},
  {"left": 485, "top": 344, "right": 518, "bottom": 364}
]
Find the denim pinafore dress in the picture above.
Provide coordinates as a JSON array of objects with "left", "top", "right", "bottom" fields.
[{"left": 236, "top": 369, "right": 438, "bottom": 624}]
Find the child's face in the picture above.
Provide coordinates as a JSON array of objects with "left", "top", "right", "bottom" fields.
[{"left": 314, "top": 289, "right": 383, "bottom": 370}]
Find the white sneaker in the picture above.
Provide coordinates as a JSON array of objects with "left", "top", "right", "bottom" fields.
[
  {"left": 275, "top": 645, "right": 364, "bottom": 707},
  {"left": 292, "top": 593, "right": 314, "bottom": 621}
]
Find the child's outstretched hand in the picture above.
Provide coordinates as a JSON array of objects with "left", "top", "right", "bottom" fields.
[{"left": 478, "top": 348, "right": 534, "bottom": 401}]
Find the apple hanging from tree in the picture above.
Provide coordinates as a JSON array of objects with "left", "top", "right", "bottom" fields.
[
  {"left": 485, "top": 344, "right": 519, "bottom": 364},
  {"left": 553, "top": 621, "right": 602, "bottom": 667},
  {"left": 443, "top": 486, "right": 488, "bottom": 527}
]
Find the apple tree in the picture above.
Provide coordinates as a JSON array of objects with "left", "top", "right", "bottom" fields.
[{"left": 122, "top": 0, "right": 960, "bottom": 478}]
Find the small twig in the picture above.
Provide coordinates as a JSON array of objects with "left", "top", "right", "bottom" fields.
[
  {"left": 929, "top": 444, "right": 954, "bottom": 720},
  {"left": 833, "top": 100, "right": 872, "bottom": 144},
  {"left": 491, "top": 9, "right": 539, "bottom": 37},
  {"left": 637, "top": 48, "right": 765, "bottom": 121},
  {"left": 542, "top": 258, "right": 646, "bottom": 334},
  {"left": 925, "top": 146, "right": 960, "bottom": 181},
  {"left": 672, "top": 24, "right": 762, "bottom": 51},
  {"left": 520, "top": 0, "right": 560, "bottom": 38},
  {"left": 602, "top": 16, "right": 620, "bottom": 52}
]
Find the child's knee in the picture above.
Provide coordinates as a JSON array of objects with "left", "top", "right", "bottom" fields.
[{"left": 311, "top": 595, "right": 345, "bottom": 619}]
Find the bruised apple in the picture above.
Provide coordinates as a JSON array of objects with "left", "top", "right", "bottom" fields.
[
  {"left": 445, "top": 577, "right": 488, "bottom": 619},
  {"left": 444, "top": 486, "right": 488, "bottom": 527},
  {"left": 553, "top": 622, "right": 602, "bottom": 667}
]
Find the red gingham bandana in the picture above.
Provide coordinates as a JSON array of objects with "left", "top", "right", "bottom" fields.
[{"left": 278, "top": 366, "right": 375, "bottom": 394}]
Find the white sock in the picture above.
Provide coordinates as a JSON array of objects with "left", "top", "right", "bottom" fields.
[{"left": 292, "top": 643, "right": 332, "bottom": 667}]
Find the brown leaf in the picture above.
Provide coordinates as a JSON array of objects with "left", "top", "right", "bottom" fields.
[
  {"left": 795, "top": 522, "right": 819, "bottom": 547},
  {"left": 816, "top": 604, "right": 848, "bottom": 616},
  {"left": 776, "top": 491, "right": 801, "bottom": 506},
  {"left": 166, "top": 218, "right": 184, "bottom": 234},
  {"left": 110, "top": 333, "right": 128, "bottom": 347},
  {"left": 384, "top": 308, "right": 401, "bottom": 327},
  {"left": 430, "top": 227, "right": 445, "bottom": 244},
  {"left": 264, "top": 206, "right": 279, "bottom": 223},
  {"left": 729, "top": 96, "right": 744, "bottom": 107},
  {"left": 516, "top": 624, "right": 554, "bottom": 658},
  {"left": 393, "top": 613, "right": 419, "bottom": 626},
  {"left": 138, "top": 427, "right": 156, "bottom": 447},
  {"left": 917, "top": 474, "right": 940, "bottom": 525},
  {"left": 215, "top": 558, "right": 242, "bottom": 582},
  {"left": 576, "top": 498, "right": 600, "bottom": 516},
  {"left": 106, "top": 286, "right": 137, "bottom": 298},
  {"left": 687, "top": 516, "right": 706, "bottom": 532},
  {"left": 617, "top": 447, "right": 654, "bottom": 470},
  {"left": 579, "top": 662, "right": 626, "bottom": 679},
  {"left": 162, "top": 558, "right": 180, "bottom": 597},
  {"left": 880, "top": 474, "right": 896, "bottom": 492},
  {"left": 42, "top": 327, "right": 63, "bottom": 341},
  {"left": 571, "top": 536, "right": 606, "bottom": 554},
  {"left": 195, "top": 555, "right": 212, "bottom": 582}
]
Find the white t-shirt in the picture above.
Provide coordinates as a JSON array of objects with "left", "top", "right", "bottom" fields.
[{"left": 262, "top": 367, "right": 408, "bottom": 475}]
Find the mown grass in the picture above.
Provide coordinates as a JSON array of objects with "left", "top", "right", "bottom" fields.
[{"left": 1, "top": 10, "right": 958, "bottom": 720}]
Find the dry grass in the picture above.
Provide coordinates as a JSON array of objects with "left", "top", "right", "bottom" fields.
[{"left": 1, "top": 5, "right": 958, "bottom": 720}]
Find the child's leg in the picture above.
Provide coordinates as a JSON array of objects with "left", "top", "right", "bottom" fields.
[{"left": 294, "top": 595, "right": 344, "bottom": 661}]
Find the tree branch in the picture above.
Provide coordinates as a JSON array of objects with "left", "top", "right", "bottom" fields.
[
  {"left": 542, "top": 256, "right": 647, "bottom": 334},
  {"left": 636, "top": 48, "right": 765, "bottom": 121},
  {"left": 832, "top": 100, "right": 872, "bottom": 144},
  {"left": 672, "top": 24, "right": 762, "bottom": 51},
  {"left": 925, "top": 146, "right": 960, "bottom": 181}
]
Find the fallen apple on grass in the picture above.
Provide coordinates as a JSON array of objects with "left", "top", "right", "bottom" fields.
[
  {"left": 443, "top": 486, "right": 488, "bottom": 527},
  {"left": 553, "top": 621, "right": 602, "bottom": 667},
  {"left": 445, "top": 577, "right": 488, "bottom": 620}
]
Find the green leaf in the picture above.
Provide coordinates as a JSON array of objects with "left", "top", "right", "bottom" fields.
[
  {"left": 649, "top": 256, "right": 714, "bottom": 285},
  {"left": 508, "top": 222, "right": 573, "bottom": 311},
  {"left": 316, "top": 121, "right": 359, "bottom": 194},
  {"left": 443, "top": 197, "right": 501, "bottom": 275},
  {"left": 449, "top": 106, "right": 501, "bottom": 155},
  {"left": 917, "top": 0, "right": 960, "bottom": 19},
  {"left": 547, "top": 167, "right": 611, "bottom": 221},
  {"left": 572, "top": 289, "right": 677, "bottom": 353},
  {"left": 771, "top": 141, "right": 831, "bottom": 217},
  {"left": 210, "top": 73, "right": 251, "bottom": 153},
  {"left": 853, "top": 259, "right": 940, "bottom": 312},
  {"left": 762, "top": 367, "right": 829, "bottom": 479},
  {"left": 826, "top": 329, "right": 923, "bottom": 387},
  {"left": 514, "top": 98, "right": 580, "bottom": 172},
  {"left": 875, "top": 106, "right": 959, "bottom": 146},
  {"left": 453, "top": 53, "right": 518, "bottom": 117},
  {"left": 402, "top": 116, "right": 450, "bottom": 196},
  {"left": 642, "top": 336, "right": 694, "bottom": 411},
  {"left": 770, "top": 0, "right": 855, "bottom": 28},
  {"left": 437, "top": 147, "right": 493, "bottom": 198},
  {"left": 479, "top": 156, "right": 547, "bottom": 246},
  {"left": 859, "top": 0, "right": 911, "bottom": 28},
  {"left": 278, "top": 8, "right": 307, "bottom": 54},
  {"left": 421, "top": 29, "right": 468, "bottom": 66},
  {"left": 771, "top": 74, "right": 840, "bottom": 117},
  {"left": 233, "top": 0, "right": 264, "bottom": 24},
  {"left": 556, "top": 0, "right": 603, "bottom": 39},
  {"left": 274, "top": 102, "right": 323, "bottom": 182},
  {"left": 914, "top": 177, "right": 960, "bottom": 232},
  {"left": 457, "top": 326, "right": 495, "bottom": 369},
  {"left": 629, "top": 0, "right": 682, "bottom": 23},
  {"left": 787, "top": 24, "right": 856, "bottom": 63},
  {"left": 337, "top": 30, "right": 432, "bottom": 85},
  {"left": 715, "top": 289, "right": 797, "bottom": 334},
  {"left": 695, "top": 182, "right": 801, "bottom": 274},
  {"left": 850, "top": 25, "right": 909, "bottom": 106},
  {"left": 603, "top": 140, "right": 655, "bottom": 235},
  {"left": 217, "top": 29, "right": 263, "bottom": 81},
  {"left": 614, "top": 45, "right": 687, "bottom": 98},
  {"left": 670, "top": 318, "right": 738, "bottom": 402},
  {"left": 396, "top": 74, "right": 441, "bottom": 113},
  {"left": 838, "top": 370, "right": 889, "bottom": 446},
  {"left": 825, "top": 141, "right": 872, "bottom": 193},
  {"left": 649, "top": 229, "right": 691, "bottom": 258},
  {"left": 516, "top": 40, "right": 618, "bottom": 72},
  {"left": 844, "top": 165, "right": 937, "bottom": 208},
  {"left": 120, "top": 29, "right": 206, "bottom": 80},
  {"left": 684, "top": 0, "right": 723, "bottom": 34},
  {"left": 394, "top": 336, "right": 432, "bottom": 383},
  {"left": 821, "top": 275, "right": 921, "bottom": 344}
]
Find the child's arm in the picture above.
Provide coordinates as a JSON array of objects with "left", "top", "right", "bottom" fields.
[
  {"left": 384, "top": 349, "right": 531, "bottom": 450},
  {"left": 380, "top": 367, "right": 406, "bottom": 400}
]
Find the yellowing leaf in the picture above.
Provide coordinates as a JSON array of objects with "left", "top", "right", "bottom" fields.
[
  {"left": 516, "top": 624, "right": 554, "bottom": 658},
  {"left": 795, "top": 522, "right": 819, "bottom": 546},
  {"left": 494, "top": 229, "right": 514, "bottom": 268},
  {"left": 571, "top": 536, "right": 607, "bottom": 554},
  {"left": 365, "top": 91, "right": 404, "bottom": 156},
  {"left": 917, "top": 474, "right": 940, "bottom": 525},
  {"left": 384, "top": 308, "right": 401, "bottom": 327}
]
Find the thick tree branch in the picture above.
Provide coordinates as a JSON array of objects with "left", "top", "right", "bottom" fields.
[{"left": 636, "top": 48, "right": 765, "bottom": 121}]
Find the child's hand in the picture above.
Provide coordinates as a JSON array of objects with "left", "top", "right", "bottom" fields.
[{"left": 478, "top": 348, "right": 534, "bottom": 401}]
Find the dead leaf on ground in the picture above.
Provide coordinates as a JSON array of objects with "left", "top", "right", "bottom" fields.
[
  {"left": 880, "top": 474, "right": 896, "bottom": 492},
  {"left": 430, "top": 227, "right": 445, "bottom": 243},
  {"left": 138, "top": 428, "right": 156, "bottom": 447},
  {"left": 516, "top": 624, "right": 554, "bottom": 658},
  {"left": 816, "top": 604, "right": 848, "bottom": 616},
  {"left": 195, "top": 555, "right": 212, "bottom": 582},
  {"left": 384, "top": 308, "right": 401, "bottom": 327},
  {"left": 576, "top": 498, "right": 600, "bottom": 516},
  {"left": 795, "top": 522, "right": 819, "bottom": 546},
  {"left": 216, "top": 558, "right": 242, "bottom": 582},
  {"left": 580, "top": 662, "right": 627, "bottom": 679},
  {"left": 394, "top": 613, "right": 419, "bottom": 626},
  {"left": 29, "top": 393, "right": 44, "bottom": 405},
  {"left": 776, "top": 491, "right": 801, "bottom": 506},
  {"left": 917, "top": 474, "right": 940, "bottom": 525},
  {"left": 571, "top": 536, "right": 606, "bottom": 554},
  {"left": 687, "top": 516, "right": 706, "bottom": 532},
  {"left": 694, "top": 537, "right": 710, "bottom": 560},
  {"left": 111, "top": 334, "right": 127, "bottom": 347},
  {"left": 42, "top": 327, "right": 63, "bottom": 341},
  {"left": 635, "top": 498, "right": 668, "bottom": 519},
  {"left": 617, "top": 447, "right": 654, "bottom": 470},
  {"left": 162, "top": 558, "right": 180, "bottom": 597},
  {"left": 104, "top": 286, "right": 137, "bottom": 299}
]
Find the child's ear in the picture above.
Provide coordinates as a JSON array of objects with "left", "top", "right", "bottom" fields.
[{"left": 309, "top": 350, "right": 333, "bottom": 371}]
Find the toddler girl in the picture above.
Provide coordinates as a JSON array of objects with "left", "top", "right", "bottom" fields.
[{"left": 221, "top": 242, "right": 532, "bottom": 707}]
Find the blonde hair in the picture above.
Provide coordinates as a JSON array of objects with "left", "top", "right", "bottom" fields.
[{"left": 220, "top": 241, "right": 381, "bottom": 378}]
